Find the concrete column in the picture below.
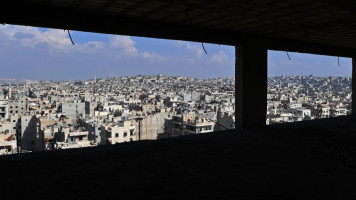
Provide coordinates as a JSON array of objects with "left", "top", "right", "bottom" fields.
[
  {"left": 353, "top": 57, "right": 356, "bottom": 115},
  {"left": 236, "top": 40, "right": 267, "bottom": 129}
]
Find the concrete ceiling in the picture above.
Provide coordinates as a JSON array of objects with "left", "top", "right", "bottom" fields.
[{"left": 2, "top": 0, "right": 356, "bottom": 56}]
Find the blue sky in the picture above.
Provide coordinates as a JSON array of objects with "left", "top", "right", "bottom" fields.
[
  {"left": 0, "top": 25, "right": 352, "bottom": 81},
  {"left": 268, "top": 51, "right": 352, "bottom": 77}
]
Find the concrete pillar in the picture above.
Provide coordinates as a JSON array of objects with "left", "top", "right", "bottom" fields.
[
  {"left": 353, "top": 57, "right": 356, "bottom": 115},
  {"left": 236, "top": 40, "right": 267, "bottom": 129}
]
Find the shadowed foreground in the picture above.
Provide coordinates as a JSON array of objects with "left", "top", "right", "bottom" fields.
[{"left": 1, "top": 116, "right": 356, "bottom": 199}]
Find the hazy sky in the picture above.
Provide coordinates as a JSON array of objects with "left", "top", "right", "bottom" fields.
[{"left": 0, "top": 25, "right": 352, "bottom": 81}]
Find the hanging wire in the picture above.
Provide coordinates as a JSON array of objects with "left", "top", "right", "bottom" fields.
[
  {"left": 67, "top": 30, "right": 75, "bottom": 45},
  {"left": 184, "top": 4, "right": 208, "bottom": 55},
  {"left": 286, "top": 51, "right": 292, "bottom": 61},
  {"left": 184, "top": 4, "right": 192, "bottom": 25},
  {"left": 64, "top": 29, "right": 75, "bottom": 45},
  {"left": 202, "top": 43, "right": 207, "bottom": 54},
  {"left": 207, "top": 118, "right": 230, "bottom": 130}
]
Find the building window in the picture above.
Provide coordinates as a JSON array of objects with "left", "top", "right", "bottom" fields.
[
  {"left": 130, "top": 129, "right": 134, "bottom": 136},
  {"left": 115, "top": 133, "right": 119, "bottom": 138},
  {"left": 124, "top": 132, "right": 127, "bottom": 137}
]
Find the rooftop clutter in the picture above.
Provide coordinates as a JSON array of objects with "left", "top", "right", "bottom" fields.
[{"left": 0, "top": 75, "right": 235, "bottom": 154}]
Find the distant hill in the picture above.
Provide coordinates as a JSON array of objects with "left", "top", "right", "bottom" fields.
[{"left": 0, "top": 78, "right": 36, "bottom": 84}]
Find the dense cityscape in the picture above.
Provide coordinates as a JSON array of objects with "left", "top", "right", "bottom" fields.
[
  {"left": 267, "top": 75, "right": 352, "bottom": 124},
  {"left": 0, "top": 74, "right": 352, "bottom": 155},
  {"left": 0, "top": 75, "right": 235, "bottom": 155}
]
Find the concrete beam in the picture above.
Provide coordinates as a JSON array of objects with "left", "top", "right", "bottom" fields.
[
  {"left": 1, "top": 2, "right": 356, "bottom": 58},
  {"left": 236, "top": 40, "right": 267, "bottom": 129},
  {"left": 353, "top": 57, "right": 356, "bottom": 115}
]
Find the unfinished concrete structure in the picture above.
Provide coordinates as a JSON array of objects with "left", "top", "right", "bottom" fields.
[
  {"left": 2, "top": 0, "right": 356, "bottom": 129},
  {"left": 2, "top": 0, "right": 356, "bottom": 198},
  {"left": 61, "top": 100, "right": 86, "bottom": 120}
]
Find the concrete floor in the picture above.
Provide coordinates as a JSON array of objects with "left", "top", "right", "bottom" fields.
[{"left": 1, "top": 116, "right": 356, "bottom": 199}]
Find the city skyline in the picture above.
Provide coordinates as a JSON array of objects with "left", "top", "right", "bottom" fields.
[
  {"left": 0, "top": 74, "right": 352, "bottom": 84},
  {"left": 0, "top": 74, "right": 235, "bottom": 83}
]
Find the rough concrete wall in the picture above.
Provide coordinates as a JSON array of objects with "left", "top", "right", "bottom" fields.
[
  {"left": 20, "top": 116, "right": 37, "bottom": 151},
  {"left": 141, "top": 116, "right": 158, "bottom": 140},
  {"left": 140, "top": 113, "right": 169, "bottom": 140}
]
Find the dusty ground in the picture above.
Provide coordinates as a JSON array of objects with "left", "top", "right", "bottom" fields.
[{"left": 1, "top": 116, "right": 356, "bottom": 199}]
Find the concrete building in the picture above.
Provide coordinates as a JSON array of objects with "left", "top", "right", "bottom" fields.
[
  {"left": 8, "top": 99, "right": 27, "bottom": 116},
  {"left": 184, "top": 117, "right": 214, "bottom": 135},
  {"left": 137, "top": 112, "right": 170, "bottom": 140},
  {"left": 0, "top": 120, "right": 17, "bottom": 154},
  {"left": 107, "top": 120, "right": 137, "bottom": 144},
  {"left": 215, "top": 108, "right": 235, "bottom": 131},
  {"left": 19, "top": 115, "right": 39, "bottom": 152},
  {"left": 62, "top": 100, "right": 86, "bottom": 120},
  {"left": 0, "top": 101, "right": 9, "bottom": 119}
]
